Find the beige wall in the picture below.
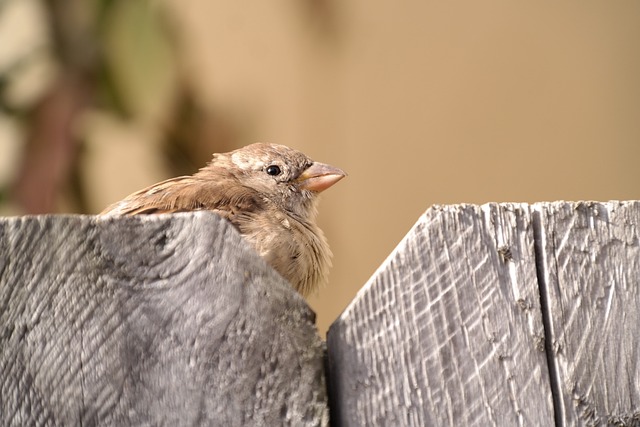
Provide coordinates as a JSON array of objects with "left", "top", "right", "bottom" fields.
[{"left": 156, "top": 1, "right": 640, "bottom": 335}]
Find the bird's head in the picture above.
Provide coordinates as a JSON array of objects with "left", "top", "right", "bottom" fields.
[{"left": 205, "top": 143, "right": 346, "bottom": 220}]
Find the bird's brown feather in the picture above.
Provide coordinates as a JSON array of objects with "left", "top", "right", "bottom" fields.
[
  {"left": 100, "top": 143, "right": 345, "bottom": 296},
  {"left": 101, "top": 174, "right": 265, "bottom": 224}
]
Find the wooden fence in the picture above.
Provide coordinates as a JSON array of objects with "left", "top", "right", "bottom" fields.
[{"left": 1, "top": 202, "right": 639, "bottom": 426}]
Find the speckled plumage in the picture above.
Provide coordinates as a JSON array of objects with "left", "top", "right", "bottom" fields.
[{"left": 100, "top": 143, "right": 346, "bottom": 296}]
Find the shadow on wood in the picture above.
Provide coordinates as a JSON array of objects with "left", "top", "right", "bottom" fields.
[{"left": 0, "top": 212, "right": 328, "bottom": 426}]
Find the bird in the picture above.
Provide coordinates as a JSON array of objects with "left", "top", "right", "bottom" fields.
[{"left": 100, "top": 143, "right": 346, "bottom": 296}]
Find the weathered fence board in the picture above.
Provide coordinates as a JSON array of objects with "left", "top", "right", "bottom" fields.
[
  {"left": 327, "top": 201, "right": 640, "bottom": 427},
  {"left": 327, "top": 203, "right": 555, "bottom": 426},
  {"left": 535, "top": 201, "right": 640, "bottom": 426},
  {"left": 2, "top": 202, "right": 639, "bottom": 426},
  {"left": 0, "top": 213, "right": 327, "bottom": 426}
]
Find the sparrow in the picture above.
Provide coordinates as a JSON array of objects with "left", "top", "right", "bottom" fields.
[{"left": 100, "top": 143, "right": 346, "bottom": 296}]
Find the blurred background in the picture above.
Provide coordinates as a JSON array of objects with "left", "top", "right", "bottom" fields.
[{"left": 1, "top": 0, "right": 639, "bottom": 336}]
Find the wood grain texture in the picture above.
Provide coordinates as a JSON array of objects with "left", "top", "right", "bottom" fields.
[
  {"left": 0, "top": 212, "right": 328, "bottom": 426},
  {"left": 534, "top": 201, "right": 640, "bottom": 426},
  {"left": 327, "top": 203, "right": 554, "bottom": 426}
]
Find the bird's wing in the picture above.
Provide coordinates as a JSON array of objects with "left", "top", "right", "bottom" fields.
[{"left": 100, "top": 175, "right": 264, "bottom": 223}]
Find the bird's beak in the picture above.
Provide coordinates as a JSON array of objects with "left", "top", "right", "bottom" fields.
[{"left": 297, "top": 162, "right": 347, "bottom": 192}]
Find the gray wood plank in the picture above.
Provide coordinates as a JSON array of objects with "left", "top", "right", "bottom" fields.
[
  {"left": 534, "top": 201, "right": 640, "bottom": 426},
  {"left": 327, "top": 203, "right": 554, "bottom": 426},
  {"left": 0, "top": 212, "right": 328, "bottom": 426}
]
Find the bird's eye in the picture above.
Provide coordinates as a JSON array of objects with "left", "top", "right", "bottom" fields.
[{"left": 266, "top": 165, "right": 281, "bottom": 176}]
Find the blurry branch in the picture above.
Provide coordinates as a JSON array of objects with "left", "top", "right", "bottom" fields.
[
  {"left": 11, "top": 0, "right": 99, "bottom": 213},
  {"left": 9, "top": 0, "right": 183, "bottom": 213},
  {"left": 13, "top": 74, "right": 90, "bottom": 213},
  {"left": 7, "top": 0, "right": 242, "bottom": 213}
]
